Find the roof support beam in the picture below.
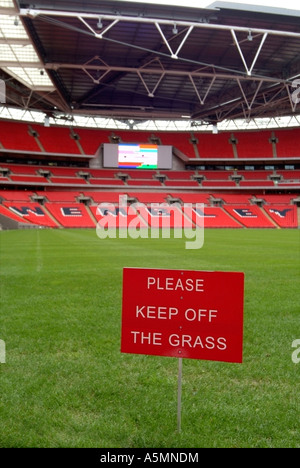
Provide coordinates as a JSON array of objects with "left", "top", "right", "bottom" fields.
[
  {"left": 155, "top": 22, "right": 194, "bottom": 60},
  {"left": 44, "top": 62, "right": 286, "bottom": 85},
  {"left": 231, "top": 30, "right": 268, "bottom": 76},
  {"left": 19, "top": 8, "right": 300, "bottom": 40}
]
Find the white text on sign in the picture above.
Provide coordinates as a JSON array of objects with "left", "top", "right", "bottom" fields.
[{"left": 147, "top": 276, "right": 204, "bottom": 292}]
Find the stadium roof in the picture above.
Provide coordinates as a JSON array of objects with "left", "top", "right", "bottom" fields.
[{"left": 0, "top": 0, "right": 300, "bottom": 130}]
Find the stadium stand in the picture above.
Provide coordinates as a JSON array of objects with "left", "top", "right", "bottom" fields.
[
  {"left": 164, "top": 180, "right": 200, "bottom": 187},
  {"left": 238, "top": 170, "right": 273, "bottom": 180},
  {"left": 277, "top": 170, "right": 300, "bottom": 181},
  {"left": 49, "top": 177, "right": 87, "bottom": 185},
  {"left": 169, "top": 193, "right": 211, "bottom": 204},
  {"left": 30, "top": 125, "right": 81, "bottom": 154},
  {"left": 263, "top": 205, "right": 298, "bottom": 228},
  {"left": 224, "top": 205, "right": 276, "bottom": 228},
  {"left": 202, "top": 180, "right": 237, "bottom": 187},
  {"left": 1, "top": 164, "right": 41, "bottom": 175},
  {"left": 160, "top": 170, "right": 197, "bottom": 180},
  {"left": 47, "top": 167, "right": 81, "bottom": 177},
  {"left": 0, "top": 190, "right": 34, "bottom": 201},
  {"left": 127, "top": 179, "right": 162, "bottom": 186},
  {"left": 90, "top": 205, "right": 149, "bottom": 229},
  {"left": 200, "top": 170, "right": 234, "bottom": 180},
  {"left": 234, "top": 131, "right": 274, "bottom": 158},
  {"left": 45, "top": 203, "right": 96, "bottom": 228},
  {"left": 213, "top": 194, "right": 253, "bottom": 204},
  {"left": 2, "top": 201, "right": 58, "bottom": 227},
  {"left": 136, "top": 204, "right": 194, "bottom": 229},
  {"left": 73, "top": 128, "right": 111, "bottom": 154},
  {"left": 239, "top": 180, "right": 275, "bottom": 187},
  {"left": 0, "top": 204, "right": 30, "bottom": 223},
  {"left": 260, "top": 194, "right": 296, "bottom": 204},
  {"left": 194, "top": 133, "right": 234, "bottom": 159},
  {"left": 0, "top": 121, "right": 299, "bottom": 230},
  {"left": 275, "top": 129, "right": 300, "bottom": 158},
  {"left": 36, "top": 191, "right": 82, "bottom": 203},
  {"left": 123, "top": 170, "right": 158, "bottom": 180},
  {"left": 157, "top": 132, "right": 196, "bottom": 158},
  {"left": 83, "top": 192, "right": 127, "bottom": 203},
  {"left": 184, "top": 206, "right": 243, "bottom": 228},
  {"left": 9, "top": 175, "right": 49, "bottom": 184},
  {"left": 89, "top": 179, "right": 125, "bottom": 186},
  {"left": 88, "top": 169, "right": 121, "bottom": 178},
  {"left": 127, "top": 193, "right": 169, "bottom": 204},
  {"left": 0, "top": 121, "right": 40, "bottom": 152}
]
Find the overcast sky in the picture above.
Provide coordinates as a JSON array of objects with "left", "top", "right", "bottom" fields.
[{"left": 120, "top": 0, "right": 300, "bottom": 11}]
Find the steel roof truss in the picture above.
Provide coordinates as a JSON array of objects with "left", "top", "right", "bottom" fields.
[
  {"left": 189, "top": 74, "right": 216, "bottom": 105},
  {"left": 231, "top": 29, "right": 268, "bottom": 76},
  {"left": 155, "top": 22, "right": 194, "bottom": 60}
]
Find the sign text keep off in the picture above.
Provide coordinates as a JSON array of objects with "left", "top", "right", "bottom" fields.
[{"left": 121, "top": 268, "right": 244, "bottom": 363}]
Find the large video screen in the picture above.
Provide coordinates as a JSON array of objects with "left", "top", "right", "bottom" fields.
[
  {"left": 103, "top": 143, "right": 172, "bottom": 169},
  {"left": 118, "top": 144, "right": 158, "bottom": 169}
]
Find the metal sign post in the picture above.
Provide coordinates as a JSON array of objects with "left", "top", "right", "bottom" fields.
[
  {"left": 177, "top": 357, "right": 182, "bottom": 433},
  {"left": 121, "top": 267, "right": 244, "bottom": 432}
]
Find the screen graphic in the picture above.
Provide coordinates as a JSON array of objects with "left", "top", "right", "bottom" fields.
[{"left": 118, "top": 144, "right": 158, "bottom": 169}]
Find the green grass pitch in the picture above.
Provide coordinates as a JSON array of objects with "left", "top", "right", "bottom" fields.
[{"left": 0, "top": 228, "right": 299, "bottom": 448}]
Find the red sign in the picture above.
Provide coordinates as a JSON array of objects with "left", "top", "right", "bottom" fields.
[{"left": 121, "top": 268, "right": 244, "bottom": 363}]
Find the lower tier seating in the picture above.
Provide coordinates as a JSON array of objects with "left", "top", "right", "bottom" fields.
[
  {"left": 0, "top": 191, "right": 298, "bottom": 229},
  {"left": 2, "top": 202, "right": 58, "bottom": 227},
  {"left": 224, "top": 205, "right": 276, "bottom": 228}
]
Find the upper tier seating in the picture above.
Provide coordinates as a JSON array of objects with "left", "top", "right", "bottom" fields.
[
  {"left": 194, "top": 133, "right": 235, "bottom": 159},
  {"left": 157, "top": 132, "right": 196, "bottom": 158},
  {"left": 275, "top": 128, "right": 300, "bottom": 158},
  {"left": 170, "top": 193, "right": 211, "bottom": 204},
  {"left": 200, "top": 170, "right": 234, "bottom": 180},
  {"left": 164, "top": 180, "right": 200, "bottom": 187},
  {"left": 238, "top": 170, "right": 273, "bottom": 180},
  {"left": 1, "top": 121, "right": 300, "bottom": 160},
  {"left": 239, "top": 180, "right": 274, "bottom": 187},
  {"left": 160, "top": 170, "right": 196, "bottom": 180},
  {"left": 73, "top": 128, "right": 111, "bottom": 154},
  {"left": 36, "top": 191, "right": 81, "bottom": 202},
  {"left": 9, "top": 175, "right": 49, "bottom": 184},
  {"left": 234, "top": 131, "right": 273, "bottom": 158},
  {"left": 127, "top": 193, "right": 169, "bottom": 204},
  {"left": 83, "top": 191, "right": 126, "bottom": 203},
  {"left": 0, "top": 190, "right": 34, "bottom": 201},
  {"left": 277, "top": 170, "right": 300, "bottom": 181},
  {"left": 31, "top": 125, "right": 81, "bottom": 154},
  {"left": 49, "top": 177, "right": 87, "bottom": 185},
  {"left": 0, "top": 121, "right": 40, "bottom": 152},
  {"left": 47, "top": 167, "right": 81, "bottom": 177},
  {"left": 202, "top": 180, "right": 237, "bottom": 187},
  {"left": 123, "top": 169, "right": 158, "bottom": 180},
  {"left": 214, "top": 194, "right": 253, "bottom": 204},
  {"left": 1, "top": 164, "right": 41, "bottom": 175},
  {"left": 260, "top": 194, "right": 296, "bottom": 204}
]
